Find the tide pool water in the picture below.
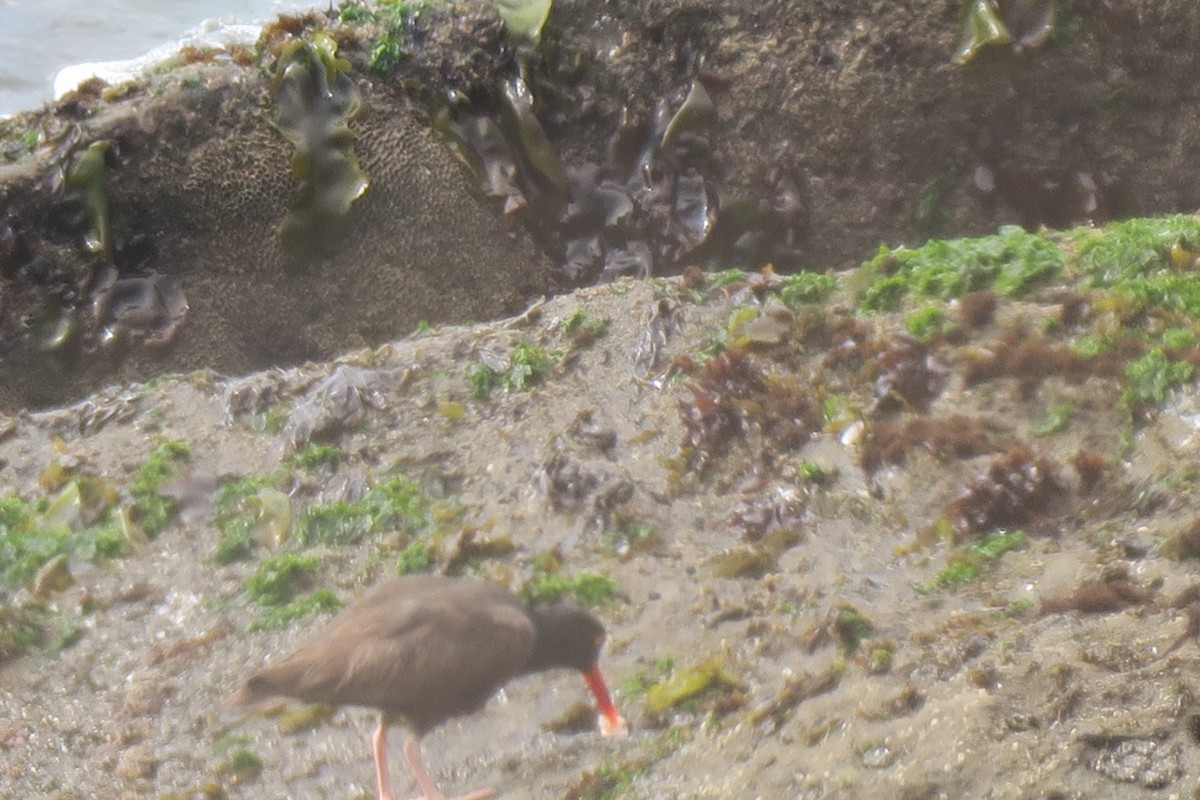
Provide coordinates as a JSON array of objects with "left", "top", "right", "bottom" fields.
[{"left": 0, "top": 0, "right": 325, "bottom": 116}]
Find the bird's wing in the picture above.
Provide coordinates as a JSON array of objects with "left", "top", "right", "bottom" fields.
[
  {"left": 331, "top": 603, "right": 534, "bottom": 720},
  {"left": 251, "top": 581, "right": 536, "bottom": 724}
]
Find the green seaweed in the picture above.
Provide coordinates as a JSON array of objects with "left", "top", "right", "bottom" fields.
[
  {"left": 396, "top": 541, "right": 435, "bottom": 575},
  {"left": 218, "top": 747, "right": 264, "bottom": 782},
  {"left": 708, "top": 269, "right": 749, "bottom": 290},
  {"left": 469, "top": 342, "right": 554, "bottom": 400},
  {"left": 290, "top": 443, "right": 343, "bottom": 472},
  {"left": 661, "top": 78, "right": 717, "bottom": 152},
  {"left": 503, "top": 341, "right": 552, "bottom": 391},
  {"left": 0, "top": 602, "right": 46, "bottom": 662},
  {"left": 272, "top": 33, "right": 369, "bottom": 257},
  {"left": 244, "top": 552, "right": 319, "bottom": 607},
  {"left": 858, "top": 225, "right": 1064, "bottom": 310},
  {"left": 954, "top": 0, "right": 1013, "bottom": 65},
  {"left": 644, "top": 657, "right": 743, "bottom": 713},
  {"left": 0, "top": 497, "right": 70, "bottom": 588},
  {"left": 499, "top": 74, "right": 567, "bottom": 200},
  {"left": 0, "top": 118, "right": 39, "bottom": 163},
  {"left": 213, "top": 476, "right": 290, "bottom": 563},
  {"left": 1124, "top": 349, "right": 1194, "bottom": 409},
  {"left": 494, "top": 0, "right": 553, "bottom": 44},
  {"left": 521, "top": 569, "right": 617, "bottom": 607},
  {"left": 1031, "top": 401, "right": 1074, "bottom": 436},
  {"left": 859, "top": 274, "right": 910, "bottom": 313},
  {"left": 63, "top": 140, "right": 112, "bottom": 259},
  {"left": 130, "top": 440, "right": 190, "bottom": 537},
  {"left": 833, "top": 607, "right": 874, "bottom": 655},
  {"left": 369, "top": 36, "right": 405, "bottom": 75},
  {"left": 335, "top": 2, "right": 375, "bottom": 23},
  {"left": 1073, "top": 215, "right": 1200, "bottom": 285},
  {"left": 1073, "top": 216, "right": 1200, "bottom": 317},
  {"left": 926, "top": 529, "right": 1028, "bottom": 592},
  {"left": 904, "top": 305, "right": 949, "bottom": 340},
  {"left": 467, "top": 362, "right": 499, "bottom": 401},
  {"left": 366, "top": 0, "right": 441, "bottom": 75},
  {"left": 0, "top": 476, "right": 133, "bottom": 591},
  {"left": 298, "top": 474, "right": 453, "bottom": 546},
  {"left": 247, "top": 587, "right": 342, "bottom": 632},
  {"left": 779, "top": 272, "right": 834, "bottom": 307}
]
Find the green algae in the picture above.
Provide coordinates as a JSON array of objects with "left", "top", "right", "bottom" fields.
[
  {"left": 833, "top": 606, "right": 874, "bottom": 655},
  {"left": 63, "top": 140, "right": 112, "bottom": 259},
  {"left": 504, "top": 341, "right": 552, "bottom": 390},
  {"left": 213, "top": 479, "right": 292, "bottom": 564},
  {"left": 1031, "top": 401, "right": 1074, "bottom": 436},
  {"left": 467, "top": 341, "right": 554, "bottom": 400},
  {"left": 0, "top": 602, "right": 46, "bottom": 662},
  {"left": 272, "top": 33, "right": 369, "bottom": 257},
  {"left": 130, "top": 440, "right": 190, "bottom": 536},
  {"left": 495, "top": 0, "right": 553, "bottom": 44},
  {"left": 953, "top": 0, "right": 1013, "bottom": 65},
  {"left": 904, "top": 304, "right": 949, "bottom": 341},
  {"left": 644, "top": 657, "right": 744, "bottom": 713},
  {"left": 352, "top": 0, "right": 442, "bottom": 75},
  {"left": 467, "top": 362, "right": 499, "bottom": 401},
  {"left": 1124, "top": 348, "right": 1194, "bottom": 409},
  {"left": 661, "top": 78, "right": 717, "bottom": 153},
  {"left": 244, "top": 552, "right": 319, "bottom": 607},
  {"left": 926, "top": 529, "right": 1028, "bottom": 592},
  {"left": 247, "top": 587, "right": 342, "bottom": 632},
  {"left": 298, "top": 474, "right": 453, "bottom": 546},
  {"left": 1074, "top": 215, "right": 1200, "bottom": 316},
  {"left": 859, "top": 225, "right": 1063, "bottom": 311},
  {"left": 857, "top": 216, "right": 1200, "bottom": 321},
  {"left": 779, "top": 272, "right": 835, "bottom": 307},
  {"left": 521, "top": 568, "right": 616, "bottom": 608},
  {"left": 243, "top": 552, "right": 341, "bottom": 631},
  {"left": 289, "top": 443, "right": 343, "bottom": 472},
  {"left": 1, "top": 474, "right": 133, "bottom": 591},
  {"left": 396, "top": 540, "right": 435, "bottom": 575},
  {"left": 0, "top": 497, "right": 69, "bottom": 588}
]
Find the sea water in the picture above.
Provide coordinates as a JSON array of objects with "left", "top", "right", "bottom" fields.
[{"left": 0, "top": 0, "right": 326, "bottom": 117}]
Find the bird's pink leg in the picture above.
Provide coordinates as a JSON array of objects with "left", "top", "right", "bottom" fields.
[
  {"left": 373, "top": 716, "right": 397, "bottom": 800},
  {"left": 402, "top": 734, "right": 495, "bottom": 800}
]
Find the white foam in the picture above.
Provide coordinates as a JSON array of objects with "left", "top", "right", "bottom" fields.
[{"left": 52, "top": 19, "right": 263, "bottom": 100}]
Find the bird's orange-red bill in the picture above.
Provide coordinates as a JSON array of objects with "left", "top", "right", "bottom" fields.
[{"left": 583, "top": 664, "right": 627, "bottom": 737}]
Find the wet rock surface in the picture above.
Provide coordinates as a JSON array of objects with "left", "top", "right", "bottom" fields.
[
  {"left": 2, "top": 0, "right": 1200, "bottom": 411},
  {"left": 4, "top": 258, "right": 1200, "bottom": 798}
]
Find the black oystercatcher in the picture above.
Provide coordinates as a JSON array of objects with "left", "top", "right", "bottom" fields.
[{"left": 227, "top": 575, "right": 626, "bottom": 800}]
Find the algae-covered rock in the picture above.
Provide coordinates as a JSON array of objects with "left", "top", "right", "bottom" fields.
[{"left": 0, "top": 7, "right": 547, "bottom": 411}]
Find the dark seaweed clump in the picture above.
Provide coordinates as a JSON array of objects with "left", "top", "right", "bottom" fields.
[
  {"left": 676, "top": 349, "right": 821, "bottom": 480},
  {"left": 942, "top": 445, "right": 1066, "bottom": 537},
  {"left": 431, "top": 27, "right": 810, "bottom": 288},
  {"left": 860, "top": 415, "right": 1001, "bottom": 475},
  {"left": 870, "top": 335, "right": 947, "bottom": 413},
  {"left": 12, "top": 139, "right": 188, "bottom": 362}
]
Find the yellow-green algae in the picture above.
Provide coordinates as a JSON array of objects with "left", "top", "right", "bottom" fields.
[{"left": 272, "top": 33, "right": 369, "bottom": 256}]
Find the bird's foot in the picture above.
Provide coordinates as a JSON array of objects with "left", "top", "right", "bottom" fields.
[{"left": 403, "top": 788, "right": 494, "bottom": 800}]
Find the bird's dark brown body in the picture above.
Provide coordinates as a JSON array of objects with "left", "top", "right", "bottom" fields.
[{"left": 229, "top": 575, "right": 624, "bottom": 800}]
